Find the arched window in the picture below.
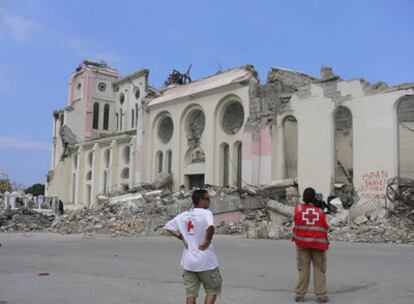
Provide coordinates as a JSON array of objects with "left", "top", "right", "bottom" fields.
[
  {"left": 116, "top": 113, "right": 119, "bottom": 131},
  {"left": 131, "top": 109, "right": 135, "bottom": 129},
  {"left": 222, "top": 143, "right": 230, "bottom": 187},
  {"left": 166, "top": 150, "right": 172, "bottom": 173},
  {"left": 397, "top": 96, "right": 414, "bottom": 178},
  {"left": 72, "top": 173, "right": 76, "bottom": 204},
  {"left": 104, "top": 149, "right": 111, "bottom": 168},
  {"left": 135, "top": 104, "right": 139, "bottom": 128},
  {"left": 73, "top": 154, "right": 78, "bottom": 169},
  {"left": 121, "top": 168, "right": 130, "bottom": 179},
  {"left": 283, "top": 116, "right": 298, "bottom": 178},
  {"left": 333, "top": 106, "right": 353, "bottom": 184},
  {"left": 86, "top": 185, "right": 92, "bottom": 204},
  {"left": 234, "top": 142, "right": 242, "bottom": 188},
  {"left": 120, "top": 109, "right": 123, "bottom": 131},
  {"left": 92, "top": 103, "right": 99, "bottom": 129},
  {"left": 157, "top": 151, "right": 163, "bottom": 173},
  {"left": 103, "top": 171, "right": 108, "bottom": 194},
  {"left": 103, "top": 104, "right": 110, "bottom": 130},
  {"left": 87, "top": 151, "right": 93, "bottom": 168},
  {"left": 86, "top": 170, "right": 92, "bottom": 181},
  {"left": 123, "top": 146, "right": 131, "bottom": 164}
]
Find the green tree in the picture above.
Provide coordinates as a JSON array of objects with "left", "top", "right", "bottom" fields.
[{"left": 25, "top": 183, "right": 45, "bottom": 196}]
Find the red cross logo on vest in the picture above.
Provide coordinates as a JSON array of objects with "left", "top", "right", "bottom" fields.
[
  {"left": 302, "top": 208, "right": 320, "bottom": 225},
  {"left": 187, "top": 220, "right": 194, "bottom": 233}
]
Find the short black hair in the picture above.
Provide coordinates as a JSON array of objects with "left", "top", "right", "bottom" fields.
[
  {"left": 303, "top": 187, "right": 316, "bottom": 204},
  {"left": 192, "top": 189, "right": 208, "bottom": 206}
]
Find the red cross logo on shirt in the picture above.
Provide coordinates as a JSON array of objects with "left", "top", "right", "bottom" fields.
[
  {"left": 302, "top": 208, "right": 320, "bottom": 225},
  {"left": 187, "top": 220, "right": 194, "bottom": 233}
]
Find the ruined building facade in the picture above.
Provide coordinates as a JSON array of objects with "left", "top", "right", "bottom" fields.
[{"left": 46, "top": 61, "right": 414, "bottom": 209}]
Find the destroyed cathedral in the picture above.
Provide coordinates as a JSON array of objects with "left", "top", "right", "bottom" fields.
[{"left": 46, "top": 60, "right": 414, "bottom": 214}]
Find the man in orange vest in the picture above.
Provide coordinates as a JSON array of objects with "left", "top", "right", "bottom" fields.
[{"left": 293, "top": 187, "right": 329, "bottom": 303}]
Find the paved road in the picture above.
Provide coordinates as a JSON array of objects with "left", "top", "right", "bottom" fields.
[{"left": 0, "top": 233, "right": 413, "bottom": 304}]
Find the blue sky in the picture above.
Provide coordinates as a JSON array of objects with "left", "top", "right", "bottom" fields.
[{"left": 0, "top": 0, "right": 413, "bottom": 187}]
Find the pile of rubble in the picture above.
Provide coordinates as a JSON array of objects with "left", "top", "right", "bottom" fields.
[
  {"left": 0, "top": 207, "right": 55, "bottom": 232},
  {"left": 242, "top": 197, "right": 414, "bottom": 244},
  {"left": 50, "top": 190, "right": 190, "bottom": 236},
  {"left": 328, "top": 201, "right": 414, "bottom": 244},
  {"left": 1, "top": 177, "right": 413, "bottom": 245}
]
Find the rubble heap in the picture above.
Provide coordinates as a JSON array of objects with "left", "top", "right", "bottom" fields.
[
  {"left": 0, "top": 207, "right": 55, "bottom": 232},
  {"left": 243, "top": 197, "right": 414, "bottom": 245},
  {"left": 1, "top": 180, "right": 413, "bottom": 245},
  {"left": 50, "top": 192, "right": 186, "bottom": 236}
]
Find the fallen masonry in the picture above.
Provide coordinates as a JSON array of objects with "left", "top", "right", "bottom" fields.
[{"left": 0, "top": 183, "right": 414, "bottom": 244}]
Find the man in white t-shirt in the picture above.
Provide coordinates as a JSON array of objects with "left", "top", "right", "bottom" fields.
[{"left": 164, "top": 189, "right": 222, "bottom": 304}]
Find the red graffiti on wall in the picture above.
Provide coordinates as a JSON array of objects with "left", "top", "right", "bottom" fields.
[{"left": 356, "top": 170, "right": 388, "bottom": 201}]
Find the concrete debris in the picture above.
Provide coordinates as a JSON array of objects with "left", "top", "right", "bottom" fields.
[
  {"left": 386, "top": 177, "right": 414, "bottom": 207},
  {"left": 329, "top": 210, "right": 349, "bottom": 227},
  {"left": 266, "top": 199, "right": 294, "bottom": 218},
  {"left": 60, "top": 125, "right": 78, "bottom": 160},
  {"left": 349, "top": 200, "right": 385, "bottom": 220},
  {"left": 353, "top": 215, "right": 369, "bottom": 225},
  {"left": 0, "top": 207, "right": 54, "bottom": 232},
  {"left": 152, "top": 172, "right": 173, "bottom": 189},
  {"left": 0, "top": 185, "right": 413, "bottom": 245},
  {"left": 245, "top": 197, "right": 414, "bottom": 244},
  {"left": 329, "top": 197, "right": 344, "bottom": 213}
]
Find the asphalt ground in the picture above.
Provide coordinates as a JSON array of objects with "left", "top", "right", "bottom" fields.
[{"left": 0, "top": 233, "right": 413, "bottom": 304}]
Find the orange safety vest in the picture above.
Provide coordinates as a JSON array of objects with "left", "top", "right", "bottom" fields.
[{"left": 293, "top": 203, "right": 329, "bottom": 251}]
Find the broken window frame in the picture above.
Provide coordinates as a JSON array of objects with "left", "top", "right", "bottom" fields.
[
  {"left": 166, "top": 150, "right": 172, "bottom": 174},
  {"left": 121, "top": 167, "right": 130, "bottom": 180},
  {"left": 157, "top": 151, "right": 163, "bottom": 174},
  {"left": 282, "top": 115, "right": 298, "bottom": 178},
  {"left": 135, "top": 104, "right": 139, "bottom": 128},
  {"left": 333, "top": 106, "right": 353, "bottom": 185},
  {"left": 104, "top": 149, "right": 111, "bottom": 168},
  {"left": 234, "top": 141, "right": 242, "bottom": 188},
  {"left": 397, "top": 96, "right": 414, "bottom": 179},
  {"left": 123, "top": 146, "right": 131, "bottom": 164},
  {"left": 222, "top": 143, "right": 230, "bottom": 187},
  {"left": 87, "top": 151, "right": 94, "bottom": 168}
]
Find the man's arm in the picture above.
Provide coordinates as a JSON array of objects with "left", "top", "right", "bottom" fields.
[
  {"left": 198, "top": 225, "right": 214, "bottom": 251},
  {"left": 165, "top": 229, "right": 188, "bottom": 248}
]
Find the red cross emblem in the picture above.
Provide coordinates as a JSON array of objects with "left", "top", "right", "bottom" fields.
[
  {"left": 302, "top": 208, "right": 320, "bottom": 225},
  {"left": 187, "top": 220, "right": 194, "bottom": 233}
]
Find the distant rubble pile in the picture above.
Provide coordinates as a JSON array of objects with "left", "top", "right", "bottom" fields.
[
  {"left": 50, "top": 189, "right": 177, "bottom": 236},
  {"left": 0, "top": 177, "right": 413, "bottom": 244},
  {"left": 0, "top": 207, "right": 54, "bottom": 232}
]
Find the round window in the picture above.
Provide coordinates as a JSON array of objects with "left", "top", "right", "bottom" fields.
[
  {"left": 158, "top": 116, "right": 174, "bottom": 144},
  {"left": 222, "top": 102, "right": 244, "bottom": 135},
  {"left": 98, "top": 82, "right": 107, "bottom": 92}
]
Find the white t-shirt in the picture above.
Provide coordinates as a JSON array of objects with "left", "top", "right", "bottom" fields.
[{"left": 164, "top": 208, "right": 219, "bottom": 272}]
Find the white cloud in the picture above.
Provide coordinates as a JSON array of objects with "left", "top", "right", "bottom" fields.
[
  {"left": 67, "top": 37, "right": 125, "bottom": 63},
  {"left": 0, "top": 136, "right": 50, "bottom": 151},
  {"left": 0, "top": 7, "right": 124, "bottom": 62},
  {"left": 0, "top": 7, "right": 42, "bottom": 42}
]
